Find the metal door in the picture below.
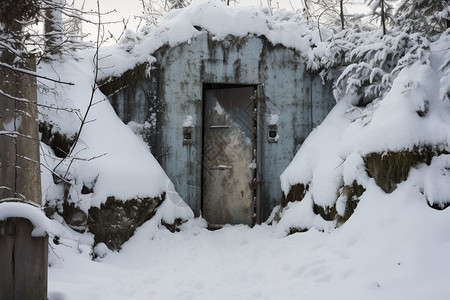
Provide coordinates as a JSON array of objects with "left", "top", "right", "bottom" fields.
[{"left": 203, "top": 87, "right": 256, "bottom": 226}]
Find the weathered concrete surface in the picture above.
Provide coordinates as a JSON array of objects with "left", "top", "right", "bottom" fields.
[
  {"left": 101, "top": 32, "right": 335, "bottom": 222},
  {"left": 0, "top": 218, "right": 48, "bottom": 300}
]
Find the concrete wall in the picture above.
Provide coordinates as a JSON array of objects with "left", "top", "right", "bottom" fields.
[{"left": 103, "top": 32, "right": 335, "bottom": 221}]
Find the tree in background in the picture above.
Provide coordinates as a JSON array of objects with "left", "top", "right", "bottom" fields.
[
  {"left": 300, "top": 0, "right": 353, "bottom": 33},
  {"left": 44, "top": 0, "right": 65, "bottom": 55},
  {"left": 339, "top": 0, "right": 345, "bottom": 29},
  {"left": 169, "top": 0, "right": 190, "bottom": 9},
  {"left": 138, "top": 0, "right": 193, "bottom": 26},
  {"left": 396, "top": 0, "right": 450, "bottom": 37},
  {"left": 1, "top": 0, "right": 43, "bottom": 204},
  {"left": 1, "top": 0, "right": 96, "bottom": 63},
  {"left": 0, "top": 0, "right": 41, "bottom": 31},
  {"left": 0, "top": 0, "right": 42, "bottom": 59},
  {"left": 365, "top": 0, "right": 396, "bottom": 35}
]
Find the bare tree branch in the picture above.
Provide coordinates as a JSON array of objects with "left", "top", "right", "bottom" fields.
[{"left": 0, "top": 62, "right": 74, "bottom": 85}]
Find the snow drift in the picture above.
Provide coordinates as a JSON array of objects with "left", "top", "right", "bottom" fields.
[{"left": 277, "top": 33, "right": 450, "bottom": 235}]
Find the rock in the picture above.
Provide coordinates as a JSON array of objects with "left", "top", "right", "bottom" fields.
[
  {"left": 88, "top": 195, "right": 165, "bottom": 250},
  {"left": 281, "top": 183, "right": 309, "bottom": 208},
  {"left": 62, "top": 201, "right": 87, "bottom": 233},
  {"left": 336, "top": 181, "right": 365, "bottom": 226},
  {"left": 428, "top": 201, "right": 450, "bottom": 210},
  {"left": 313, "top": 203, "right": 337, "bottom": 222},
  {"left": 39, "top": 122, "right": 76, "bottom": 158},
  {"left": 364, "top": 146, "right": 447, "bottom": 193}
]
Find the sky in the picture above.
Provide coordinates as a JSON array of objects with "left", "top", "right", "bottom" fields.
[{"left": 72, "top": 0, "right": 369, "bottom": 44}]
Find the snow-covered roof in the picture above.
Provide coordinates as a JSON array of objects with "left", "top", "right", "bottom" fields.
[{"left": 99, "top": 0, "right": 319, "bottom": 80}]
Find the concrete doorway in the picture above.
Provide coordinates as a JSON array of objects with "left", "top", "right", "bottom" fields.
[{"left": 202, "top": 84, "right": 257, "bottom": 226}]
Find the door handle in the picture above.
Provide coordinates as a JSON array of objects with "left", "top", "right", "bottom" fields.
[{"left": 210, "top": 165, "right": 233, "bottom": 170}]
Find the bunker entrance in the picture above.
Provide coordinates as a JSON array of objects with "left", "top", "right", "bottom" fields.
[{"left": 202, "top": 84, "right": 257, "bottom": 227}]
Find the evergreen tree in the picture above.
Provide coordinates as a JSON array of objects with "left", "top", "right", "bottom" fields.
[
  {"left": 0, "top": 0, "right": 41, "bottom": 29},
  {"left": 365, "top": 0, "right": 396, "bottom": 35},
  {"left": 169, "top": 0, "right": 190, "bottom": 10},
  {"left": 396, "top": 0, "right": 450, "bottom": 37}
]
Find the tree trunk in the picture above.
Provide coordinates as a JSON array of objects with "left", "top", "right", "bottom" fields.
[
  {"left": 0, "top": 55, "right": 41, "bottom": 204},
  {"left": 0, "top": 12, "right": 47, "bottom": 300},
  {"left": 44, "top": 0, "right": 65, "bottom": 54},
  {"left": 381, "top": 0, "right": 386, "bottom": 35},
  {"left": 340, "top": 0, "right": 345, "bottom": 30},
  {"left": 304, "top": 0, "right": 310, "bottom": 25}
]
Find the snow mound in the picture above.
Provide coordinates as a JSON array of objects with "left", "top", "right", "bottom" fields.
[
  {"left": 38, "top": 52, "right": 191, "bottom": 209},
  {"left": 277, "top": 36, "right": 450, "bottom": 235},
  {"left": 37, "top": 42, "right": 193, "bottom": 250}
]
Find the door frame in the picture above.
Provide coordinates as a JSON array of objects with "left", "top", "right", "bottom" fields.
[{"left": 201, "top": 83, "right": 263, "bottom": 225}]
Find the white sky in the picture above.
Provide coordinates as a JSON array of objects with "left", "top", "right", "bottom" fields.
[
  {"left": 73, "top": 0, "right": 368, "bottom": 44},
  {"left": 71, "top": 0, "right": 143, "bottom": 43}
]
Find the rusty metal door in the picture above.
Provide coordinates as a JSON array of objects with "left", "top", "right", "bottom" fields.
[{"left": 203, "top": 87, "right": 256, "bottom": 226}]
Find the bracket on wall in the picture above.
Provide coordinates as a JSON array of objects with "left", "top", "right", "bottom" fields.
[
  {"left": 183, "top": 126, "right": 193, "bottom": 145},
  {"left": 268, "top": 124, "right": 278, "bottom": 143}
]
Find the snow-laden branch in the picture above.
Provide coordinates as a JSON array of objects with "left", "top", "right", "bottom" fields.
[{"left": 0, "top": 62, "right": 74, "bottom": 85}]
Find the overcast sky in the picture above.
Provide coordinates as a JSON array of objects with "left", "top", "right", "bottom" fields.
[{"left": 73, "top": 0, "right": 368, "bottom": 44}]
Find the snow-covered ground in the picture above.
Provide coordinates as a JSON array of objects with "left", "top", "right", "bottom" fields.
[
  {"left": 26, "top": 1, "right": 450, "bottom": 299},
  {"left": 48, "top": 186, "right": 450, "bottom": 300}
]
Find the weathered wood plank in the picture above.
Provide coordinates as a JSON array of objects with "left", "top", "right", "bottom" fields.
[
  {"left": 0, "top": 55, "right": 41, "bottom": 204},
  {"left": 0, "top": 218, "right": 48, "bottom": 300},
  {"left": 0, "top": 220, "right": 15, "bottom": 299}
]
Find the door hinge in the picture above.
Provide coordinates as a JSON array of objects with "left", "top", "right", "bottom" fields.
[{"left": 251, "top": 181, "right": 263, "bottom": 188}]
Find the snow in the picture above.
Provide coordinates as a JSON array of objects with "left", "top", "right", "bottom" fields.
[
  {"left": 214, "top": 102, "right": 224, "bottom": 115},
  {"left": 0, "top": 201, "right": 82, "bottom": 242},
  {"left": 19, "top": 2, "right": 449, "bottom": 299},
  {"left": 0, "top": 202, "right": 51, "bottom": 237},
  {"left": 272, "top": 34, "right": 450, "bottom": 298},
  {"left": 2, "top": 116, "right": 21, "bottom": 131},
  {"left": 38, "top": 49, "right": 191, "bottom": 213},
  {"left": 340, "top": 62, "right": 450, "bottom": 155},
  {"left": 182, "top": 115, "right": 194, "bottom": 127},
  {"left": 97, "top": 0, "right": 318, "bottom": 81},
  {"left": 47, "top": 198, "right": 450, "bottom": 300},
  {"left": 274, "top": 194, "right": 334, "bottom": 236},
  {"left": 409, "top": 154, "right": 450, "bottom": 209},
  {"left": 267, "top": 113, "right": 278, "bottom": 125},
  {"left": 280, "top": 100, "right": 353, "bottom": 196},
  {"left": 280, "top": 43, "right": 450, "bottom": 213}
]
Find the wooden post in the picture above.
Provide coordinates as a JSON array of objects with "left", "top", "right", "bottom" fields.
[
  {"left": 0, "top": 56, "right": 42, "bottom": 203},
  {"left": 0, "top": 218, "right": 48, "bottom": 300},
  {"left": 0, "top": 53, "right": 47, "bottom": 299}
]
